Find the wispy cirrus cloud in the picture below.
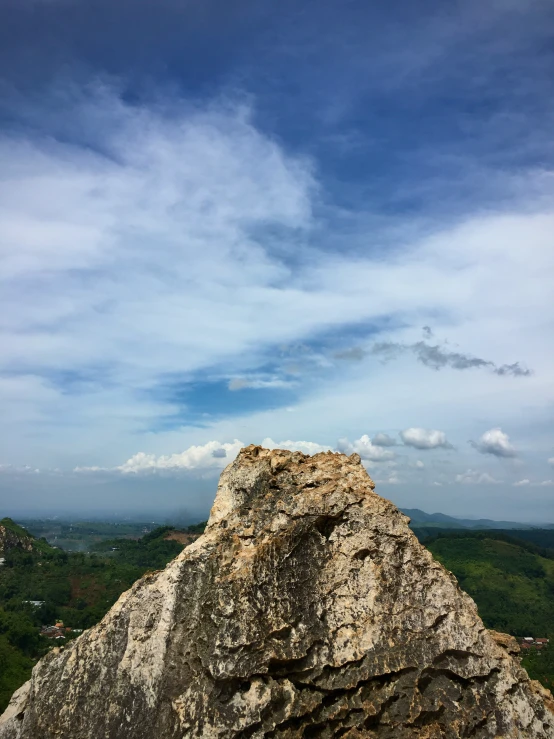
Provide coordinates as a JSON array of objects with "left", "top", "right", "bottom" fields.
[
  {"left": 455, "top": 469, "right": 500, "bottom": 485},
  {"left": 513, "top": 479, "right": 553, "bottom": 487},
  {"left": 371, "top": 340, "right": 531, "bottom": 377},
  {"left": 228, "top": 377, "right": 296, "bottom": 391}
]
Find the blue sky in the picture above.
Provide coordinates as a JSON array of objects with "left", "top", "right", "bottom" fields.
[{"left": 0, "top": 0, "right": 553, "bottom": 520}]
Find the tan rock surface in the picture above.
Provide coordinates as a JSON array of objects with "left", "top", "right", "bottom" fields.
[
  {"left": 1, "top": 446, "right": 553, "bottom": 738},
  {"left": 0, "top": 523, "right": 33, "bottom": 554}
]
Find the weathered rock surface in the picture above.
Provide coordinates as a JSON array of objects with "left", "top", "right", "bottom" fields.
[
  {"left": 1, "top": 446, "right": 553, "bottom": 738},
  {"left": 0, "top": 519, "right": 34, "bottom": 554}
]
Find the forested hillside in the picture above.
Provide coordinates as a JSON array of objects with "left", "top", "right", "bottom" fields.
[
  {"left": 426, "top": 533, "right": 554, "bottom": 636},
  {"left": 425, "top": 530, "right": 554, "bottom": 689},
  {"left": 0, "top": 525, "right": 201, "bottom": 711}
]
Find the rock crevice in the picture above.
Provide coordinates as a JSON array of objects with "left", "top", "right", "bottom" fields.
[{"left": 1, "top": 445, "right": 553, "bottom": 738}]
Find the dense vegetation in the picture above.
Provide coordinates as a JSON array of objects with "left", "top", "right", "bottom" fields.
[
  {"left": 425, "top": 531, "right": 554, "bottom": 689},
  {"left": 425, "top": 530, "right": 554, "bottom": 638},
  {"left": 0, "top": 523, "right": 204, "bottom": 712}
]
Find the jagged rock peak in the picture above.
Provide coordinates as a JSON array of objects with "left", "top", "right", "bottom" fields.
[{"left": 1, "top": 446, "right": 553, "bottom": 738}]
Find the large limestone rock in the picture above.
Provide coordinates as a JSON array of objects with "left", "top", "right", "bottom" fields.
[
  {"left": 0, "top": 519, "right": 34, "bottom": 554},
  {"left": 1, "top": 446, "right": 553, "bottom": 738}
]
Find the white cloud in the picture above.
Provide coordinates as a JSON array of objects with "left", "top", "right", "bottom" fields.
[
  {"left": 0, "top": 82, "right": 553, "bottom": 515},
  {"left": 548, "top": 457, "right": 554, "bottom": 467},
  {"left": 374, "top": 474, "right": 401, "bottom": 485},
  {"left": 337, "top": 435, "right": 395, "bottom": 461},
  {"left": 0, "top": 463, "right": 40, "bottom": 474},
  {"left": 456, "top": 469, "right": 500, "bottom": 485},
  {"left": 399, "top": 428, "right": 452, "bottom": 450},
  {"left": 513, "top": 478, "right": 554, "bottom": 487},
  {"left": 75, "top": 437, "right": 333, "bottom": 475},
  {"left": 228, "top": 378, "right": 295, "bottom": 391},
  {"left": 260, "top": 438, "right": 333, "bottom": 455},
  {"left": 372, "top": 433, "right": 397, "bottom": 447},
  {"left": 470, "top": 428, "right": 517, "bottom": 458},
  {"left": 415, "top": 460, "right": 425, "bottom": 469},
  {"left": 73, "top": 465, "right": 107, "bottom": 473},
  {"left": 117, "top": 440, "right": 244, "bottom": 474}
]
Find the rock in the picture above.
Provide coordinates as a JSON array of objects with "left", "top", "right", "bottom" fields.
[
  {"left": 1, "top": 445, "right": 553, "bottom": 738},
  {"left": 0, "top": 519, "right": 34, "bottom": 554},
  {"left": 488, "top": 630, "right": 520, "bottom": 656}
]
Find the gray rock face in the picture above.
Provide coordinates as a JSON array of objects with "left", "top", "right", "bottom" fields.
[
  {"left": 0, "top": 522, "right": 33, "bottom": 554},
  {"left": 1, "top": 446, "right": 553, "bottom": 738}
]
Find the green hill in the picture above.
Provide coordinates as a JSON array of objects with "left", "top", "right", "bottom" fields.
[
  {"left": 424, "top": 530, "right": 554, "bottom": 689},
  {"left": 0, "top": 518, "right": 52, "bottom": 555},
  {"left": 0, "top": 525, "right": 198, "bottom": 712},
  {"left": 426, "top": 533, "right": 554, "bottom": 637}
]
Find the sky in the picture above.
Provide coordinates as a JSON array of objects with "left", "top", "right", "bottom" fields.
[{"left": 0, "top": 0, "right": 553, "bottom": 522}]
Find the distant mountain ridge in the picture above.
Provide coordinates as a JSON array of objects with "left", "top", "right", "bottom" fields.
[{"left": 401, "top": 508, "right": 554, "bottom": 530}]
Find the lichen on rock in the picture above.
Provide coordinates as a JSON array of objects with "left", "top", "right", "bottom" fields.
[{"left": 1, "top": 445, "right": 553, "bottom": 738}]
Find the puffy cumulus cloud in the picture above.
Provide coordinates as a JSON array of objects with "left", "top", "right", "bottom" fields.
[
  {"left": 337, "top": 435, "right": 395, "bottom": 461},
  {"left": 260, "top": 438, "right": 333, "bottom": 455},
  {"left": 399, "top": 428, "right": 453, "bottom": 450},
  {"left": 67, "top": 438, "right": 335, "bottom": 476},
  {"left": 115, "top": 437, "right": 335, "bottom": 474},
  {"left": 548, "top": 458, "right": 554, "bottom": 467},
  {"left": 371, "top": 433, "right": 397, "bottom": 447},
  {"left": 469, "top": 428, "right": 517, "bottom": 458},
  {"left": 455, "top": 469, "right": 500, "bottom": 485},
  {"left": 414, "top": 460, "right": 425, "bottom": 469},
  {"left": 116, "top": 440, "right": 244, "bottom": 474}
]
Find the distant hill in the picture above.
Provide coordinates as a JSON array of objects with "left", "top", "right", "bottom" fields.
[
  {"left": 424, "top": 530, "right": 554, "bottom": 638},
  {"left": 0, "top": 524, "right": 196, "bottom": 713},
  {"left": 402, "top": 508, "right": 553, "bottom": 530},
  {"left": 0, "top": 518, "right": 43, "bottom": 554}
]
